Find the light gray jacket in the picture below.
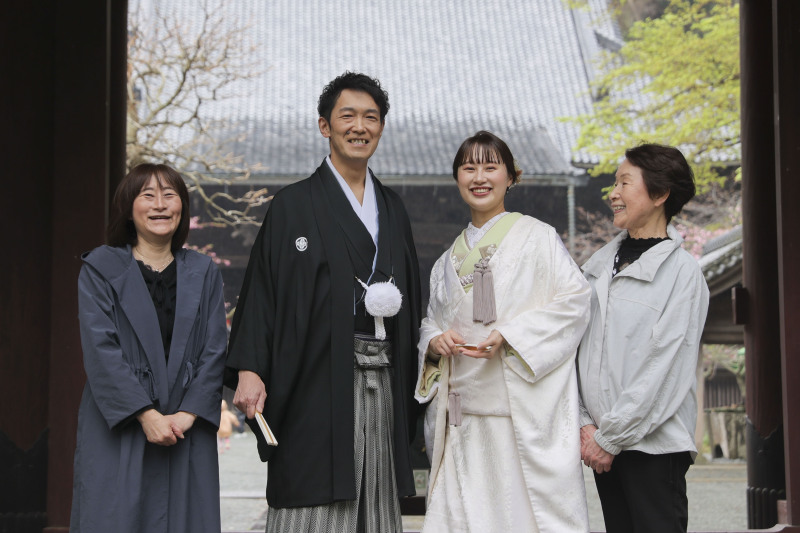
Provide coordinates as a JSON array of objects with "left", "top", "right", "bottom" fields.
[{"left": 577, "top": 224, "right": 709, "bottom": 458}]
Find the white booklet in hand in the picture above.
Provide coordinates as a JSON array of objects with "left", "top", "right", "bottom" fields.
[{"left": 255, "top": 411, "right": 278, "bottom": 446}]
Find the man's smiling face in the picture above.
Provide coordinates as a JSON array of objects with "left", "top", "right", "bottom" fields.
[{"left": 319, "top": 89, "right": 384, "bottom": 167}]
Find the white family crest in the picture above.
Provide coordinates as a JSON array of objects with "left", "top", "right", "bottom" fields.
[{"left": 295, "top": 237, "right": 308, "bottom": 251}]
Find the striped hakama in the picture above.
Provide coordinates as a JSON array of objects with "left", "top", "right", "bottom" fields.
[{"left": 265, "top": 336, "right": 403, "bottom": 533}]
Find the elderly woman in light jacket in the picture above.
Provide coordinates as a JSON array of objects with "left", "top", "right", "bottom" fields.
[{"left": 577, "top": 143, "right": 709, "bottom": 533}]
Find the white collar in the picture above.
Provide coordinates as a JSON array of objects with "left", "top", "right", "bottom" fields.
[
  {"left": 326, "top": 156, "right": 379, "bottom": 270},
  {"left": 465, "top": 212, "right": 509, "bottom": 248}
]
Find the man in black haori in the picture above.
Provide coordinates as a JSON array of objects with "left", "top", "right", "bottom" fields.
[{"left": 226, "top": 72, "right": 422, "bottom": 533}]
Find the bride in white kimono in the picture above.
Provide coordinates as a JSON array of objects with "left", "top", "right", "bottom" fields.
[{"left": 415, "top": 131, "right": 592, "bottom": 533}]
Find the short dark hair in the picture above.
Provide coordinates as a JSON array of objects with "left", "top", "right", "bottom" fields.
[
  {"left": 317, "top": 72, "right": 390, "bottom": 123},
  {"left": 107, "top": 163, "right": 190, "bottom": 251},
  {"left": 625, "top": 143, "right": 696, "bottom": 222},
  {"left": 452, "top": 131, "right": 520, "bottom": 185}
]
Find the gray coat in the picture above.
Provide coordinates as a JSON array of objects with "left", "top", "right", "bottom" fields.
[{"left": 70, "top": 245, "right": 228, "bottom": 533}]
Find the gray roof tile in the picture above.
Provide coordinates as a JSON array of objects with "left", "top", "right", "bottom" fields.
[{"left": 134, "top": 0, "right": 620, "bottom": 178}]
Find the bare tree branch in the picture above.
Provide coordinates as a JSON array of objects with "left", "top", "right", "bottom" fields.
[{"left": 127, "top": 0, "right": 268, "bottom": 227}]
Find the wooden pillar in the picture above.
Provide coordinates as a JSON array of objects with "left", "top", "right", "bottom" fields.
[
  {"left": 773, "top": 0, "right": 800, "bottom": 525},
  {"left": 45, "top": 1, "right": 128, "bottom": 530},
  {"left": 740, "top": 0, "right": 785, "bottom": 528},
  {"left": 0, "top": 2, "right": 56, "bottom": 531}
]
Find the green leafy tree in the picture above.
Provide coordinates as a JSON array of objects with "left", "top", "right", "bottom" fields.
[{"left": 572, "top": 0, "right": 740, "bottom": 191}]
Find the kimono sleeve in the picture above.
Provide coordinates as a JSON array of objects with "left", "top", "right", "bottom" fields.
[
  {"left": 225, "top": 201, "right": 280, "bottom": 387},
  {"left": 77, "top": 264, "right": 154, "bottom": 429},
  {"left": 178, "top": 265, "right": 228, "bottom": 427},
  {"left": 414, "top": 255, "right": 447, "bottom": 404},
  {"left": 496, "top": 228, "right": 591, "bottom": 383}
]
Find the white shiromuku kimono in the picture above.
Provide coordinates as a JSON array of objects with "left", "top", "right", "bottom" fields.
[{"left": 415, "top": 213, "right": 592, "bottom": 533}]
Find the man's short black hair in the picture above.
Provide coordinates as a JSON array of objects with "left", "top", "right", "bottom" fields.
[{"left": 317, "top": 72, "right": 390, "bottom": 123}]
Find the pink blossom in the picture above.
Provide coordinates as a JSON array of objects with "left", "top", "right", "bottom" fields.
[{"left": 183, "top": 242, "right": 231, "bottom": 266}]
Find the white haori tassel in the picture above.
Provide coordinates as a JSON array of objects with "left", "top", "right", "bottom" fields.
[
  {"left": 472, "top": 258, "right": 496, "bottom": 325},
  {"left": 356, "top": 277, "right": 403, "bottom": 340}
]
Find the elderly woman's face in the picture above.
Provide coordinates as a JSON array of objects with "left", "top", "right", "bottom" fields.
[
  {"left": 609, "top": 159, "right": 667, "bottom": 237},
  {"left": 131, "top": 175, "right": 182, "bottom": 245}
]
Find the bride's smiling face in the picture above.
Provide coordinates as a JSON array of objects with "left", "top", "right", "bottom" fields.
[{"left": 456, "top": 148, "right": 513, "bottom": 227}]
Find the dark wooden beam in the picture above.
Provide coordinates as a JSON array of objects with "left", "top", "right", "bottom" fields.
[
  {"left": 45, "top": 0, "right": 128, "bottom": 530},
  {"left": 740, "top": 0, "right": 786, "bottom": 528},
  {"left": 773, "top": 0, "right": 800, "bottom": 525},
  {"left": 0, "top": 1, "right": 55, "bottom": 450},
  {"left": 0, "top": 1, "right": 56, "bottom": 531}
]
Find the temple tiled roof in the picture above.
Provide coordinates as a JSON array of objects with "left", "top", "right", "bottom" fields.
[
  {"left": 699, "top": 226, "right": 742, "bottom": 295},
  {"left": 135, "top": 0, "right": 622, "bottom": 181}
]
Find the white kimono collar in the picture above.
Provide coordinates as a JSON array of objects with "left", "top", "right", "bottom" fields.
[{"left": 326, "top": 156, "right": 379, "bottom": 273}]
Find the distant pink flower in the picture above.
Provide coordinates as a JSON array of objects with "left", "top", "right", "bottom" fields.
[
  {"left": 676, "top": 223, "right": 729, "bottom": 259},
  {"left": 183, "top": 242, "right": 231, "bottom": 266}
]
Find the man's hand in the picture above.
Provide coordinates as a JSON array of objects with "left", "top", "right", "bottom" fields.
[
  {"left": 580, "top": 424, "right": 614, "bottom": 473},
  {"left": 166, "top": 411, "right": 197, "bottom": 439},
  {"left": 233, "top": 370, "right": 267, "bottom": 419},
  {"left": 137, "top": 409, "right": 178, "bottom": 446}
]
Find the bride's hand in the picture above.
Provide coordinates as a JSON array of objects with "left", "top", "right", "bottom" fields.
[
  {"left": 459, "top": 330, "right": 505, "bottom": 359},
  {"left": 428, "top": 330, "right": 465, "bottom": 359}
]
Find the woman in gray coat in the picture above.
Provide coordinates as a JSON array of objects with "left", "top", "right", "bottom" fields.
[{"left": 70, "top": 163, "right": 228, "bottom": 533}]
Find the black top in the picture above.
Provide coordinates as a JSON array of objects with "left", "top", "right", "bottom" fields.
[
  {"left": 613, "top": 236, "right": 669, "bottom": 277},
  {"left": 137, "top": 259, "right": 177, "bottom": 360}
]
